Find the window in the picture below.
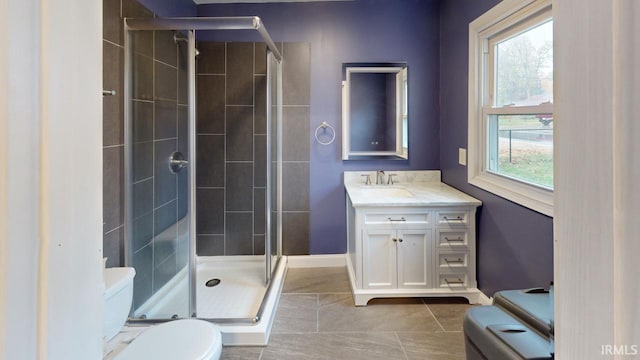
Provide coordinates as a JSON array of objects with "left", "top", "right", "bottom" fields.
[{"left": 468, "top": 0, "right": 554, "bottom": 216}]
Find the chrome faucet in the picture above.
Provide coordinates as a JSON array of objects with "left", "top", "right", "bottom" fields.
[
  {"left": 376, "top": 170, "right": 385, "bottom": 185},
  {"left": 387, "top": 173, "right": 398, "bottom": 185}
]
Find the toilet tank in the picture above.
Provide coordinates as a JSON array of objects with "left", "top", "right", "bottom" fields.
[{"left": 104, "top": 267, "right": 135, "bottom": 341}]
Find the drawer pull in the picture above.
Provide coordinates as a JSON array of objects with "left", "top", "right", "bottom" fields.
[
  {"left": 387, "top": 217, "right": 406, "bottom": 222},
  {"left": 443, "top": 216, "right": 463, "bottom": 221},
  {"left": 444, "top": 237, "right": 464, "bottom": 242},
  {"left": 444, "top": 258, "right": 464, "bottom": 264},
  {"left": 444, "top": 278, "right": 465, "bottom": 285}
]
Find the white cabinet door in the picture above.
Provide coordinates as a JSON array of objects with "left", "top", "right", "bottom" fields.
[
  {"left": 396, "top": 229, "right": 430, "bottom": 288},
  {"left": 363, "top": 229, "right": 397, "bottom": 289}
]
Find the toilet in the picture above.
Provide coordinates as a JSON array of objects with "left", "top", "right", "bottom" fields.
[{"left": 104, "top": 267, "right": 222, "bottom": 360}]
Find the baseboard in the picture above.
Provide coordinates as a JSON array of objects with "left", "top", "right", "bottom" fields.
[
  {"left": 287, "top": 254, "right": 346, "bottom": 268},
  {"left": 478, "top": 291, "right": 493, "bottom": 305}
]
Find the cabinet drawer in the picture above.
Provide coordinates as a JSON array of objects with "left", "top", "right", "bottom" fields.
[
  {"left": 436, "top": 211, "right": 468, "bottom": 226},
  {"left": 438, "top": 273, "right": 468, "bottom": 288},
  {"left": 438, "top": 252, "right": 468, "bottom": 269},
  {"left": 437, "top": 230, "right": 468, "bottom": 247},
  {"left": 364, "top": 212, "right": 430, "bottom": 225},
  {"left": 438, "top": 252, "right": 468, "bottom": 271}
]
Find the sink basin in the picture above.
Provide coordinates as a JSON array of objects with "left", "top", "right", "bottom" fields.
[{"left": 360, "top": 187, "right": 414, "bottom": 198}]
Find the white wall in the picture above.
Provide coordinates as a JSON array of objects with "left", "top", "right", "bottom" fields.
[
  {"left": 612, "top": 0, "right": 640, "bottom": 350},
  {"left": 0, "top": 0, "right": 103, "bottom": 359},
  {"left": 1, "top": 1, "right": 43, "bottom": 358},
  {"left": 0, "top": 0, "right": 5, "bottom": 349},
  {"left": 555, "top": 0, "right": 640, "bottom": 358}
]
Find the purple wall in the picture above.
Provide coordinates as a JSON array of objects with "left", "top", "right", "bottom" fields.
[
  {"left": 439, "top": 0, "right": 554, "bottom": 295},
  {"left": 138, "top": 0, "right": 196, "bottom": 16},
  {"left": 198, "top": 0, "right": 441, "bottom": 254}
]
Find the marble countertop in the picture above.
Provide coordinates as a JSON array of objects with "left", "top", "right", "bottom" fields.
[{"left": 344, "top": 170, "right": 482, "bottom": 207}]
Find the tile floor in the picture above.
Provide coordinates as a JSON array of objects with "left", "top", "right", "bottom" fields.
[{"left": 221, "top": 266, "right": 473, "bottom": 360}]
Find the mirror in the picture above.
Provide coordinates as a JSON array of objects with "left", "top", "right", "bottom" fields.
[{"left": 342, "top": 63, "right": 408, "bottom": 160}]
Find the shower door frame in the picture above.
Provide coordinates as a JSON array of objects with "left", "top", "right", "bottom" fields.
[
  {"left": 124, "top": 17, "right": 283, "bottom": 323},
  {"left": 265, "top": 49, "right": 284, "bottom": 284}
]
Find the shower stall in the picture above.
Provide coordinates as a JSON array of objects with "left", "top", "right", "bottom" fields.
[{"left": 123, "top": 16, "right": 284, "bottom": 343}]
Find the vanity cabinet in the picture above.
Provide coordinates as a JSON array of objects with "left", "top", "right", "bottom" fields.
[
  {"left": 346, "top": 196, "right": 482, "bottom": 306},
  {"left": 363, "top": 227, "right": 430, "bottom": 289}
]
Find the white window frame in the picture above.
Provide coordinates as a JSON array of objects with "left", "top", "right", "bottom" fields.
[{"left": 468, "top": 0, "right": 554, "bottom": 217}]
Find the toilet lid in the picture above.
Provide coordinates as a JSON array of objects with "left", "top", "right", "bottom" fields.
[{"left": 115, "top": 319, "right": 221, "bottom": 360}]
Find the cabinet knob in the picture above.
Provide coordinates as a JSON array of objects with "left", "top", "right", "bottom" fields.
[
  {"left": 392, "top": 238, "right": 397, "bottom": 242},
  {"left": 398, "top": 238, "right": 403, "bottom": 243}
]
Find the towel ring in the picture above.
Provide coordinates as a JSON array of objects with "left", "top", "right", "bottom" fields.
[{"left": 315, "top": 122, "right": 336, "bottom": 145}]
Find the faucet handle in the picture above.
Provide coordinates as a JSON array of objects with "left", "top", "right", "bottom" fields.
[
  {"left": 360, "top": 174, "right": 372, "bottom": 185},
  {"left": 387, "top": 174, "right": 398, "bottom": 185}
]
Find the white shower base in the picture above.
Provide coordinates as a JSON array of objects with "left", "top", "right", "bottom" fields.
[
  {"left": 130, "top": 255, "right": 287, "bottom": 346},
  {"left": 196, "top": 256, "right": 266, "bottom": 319}
]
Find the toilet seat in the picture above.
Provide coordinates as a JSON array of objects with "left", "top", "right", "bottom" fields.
[{"left": 115, "top": 319, "right": 222, "bottom": 360}]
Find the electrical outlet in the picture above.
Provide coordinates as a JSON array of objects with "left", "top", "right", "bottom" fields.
[{"left": 459, "top": 148, "right": 467, "bottom": 166}]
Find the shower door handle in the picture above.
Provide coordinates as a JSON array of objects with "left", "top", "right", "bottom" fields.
[{"left": 168, "top": 151, "right": 189, "bottom": 174}]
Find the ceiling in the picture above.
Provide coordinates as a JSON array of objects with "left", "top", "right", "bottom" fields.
[{"left": 193, "top": 0, "right": 352, "bottom": 4}]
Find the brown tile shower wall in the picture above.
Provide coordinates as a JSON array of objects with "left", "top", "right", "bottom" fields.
[
  {"left": 103, "top": 0, "right": 131, "bottom": 269},
  {"left": 196, "top": 42, "right": 311, "bottom": 256},
  {"left": 102, "top": 0, "right": 189, "bottom": 308},
  {"left": 197, "top": 42, "right": 310, "bottom": 256},
  {"left": 281, "top": 43, "right": 311, "bottom": 255}
]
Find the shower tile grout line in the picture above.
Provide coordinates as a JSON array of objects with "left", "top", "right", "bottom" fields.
[
  {"left": 103, "top": 38, "right": 124, "bottom": 49},
  {"left": 131, "top": 98, "right": 155, "bottom": 104},
  {"left": 153, "top": 60, "right": 179, "bottom": 73},
  {"left": 133, "top": 176, "right": 153, "bottom": 185},
  {"left": 152, "top": 137, "right": 178, "bottom": 142},
  {"left": 104, "top": 224, "right": 124, "bottom": 236},
  {"left": 103, "top": 144, "right": 125, "bottom": 149}
]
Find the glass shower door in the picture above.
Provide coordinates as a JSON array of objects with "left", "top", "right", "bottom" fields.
[{"left": 125, "top": 28, "right": 192, "bottom": 320}]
